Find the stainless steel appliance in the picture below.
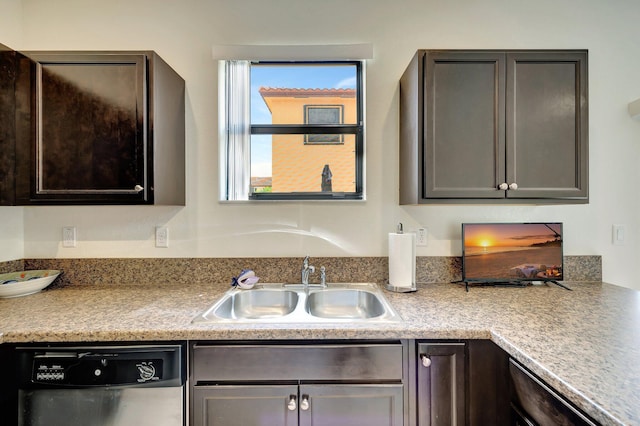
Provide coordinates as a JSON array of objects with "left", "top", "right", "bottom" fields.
[{"left": 17, "top": 343, "right": 185, "bottom": 426}]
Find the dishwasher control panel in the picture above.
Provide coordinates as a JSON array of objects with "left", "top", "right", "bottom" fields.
[
  {"left": 31, "top": 355, "right": 164, "bottom": 385},
  {"left": 17, "top": 344, "right": 184, "bottom": 388}
]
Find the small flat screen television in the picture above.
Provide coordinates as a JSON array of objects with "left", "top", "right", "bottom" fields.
[{"left": 461, "top": 222, "right": 563, "bottom": 284}]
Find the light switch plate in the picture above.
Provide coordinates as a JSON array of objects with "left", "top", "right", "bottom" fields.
[{"left": 613, "top": 224, "right": 625, "bottom": 245}]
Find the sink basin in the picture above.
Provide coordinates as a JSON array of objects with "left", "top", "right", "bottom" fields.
[
  {"left": 306, "top": 289, "right": 386, "bottom": 319},
  {"left": 201, "top": 289, "right": 298, "bottom": 320},
  {"left": 192, "top": 283, "right": 401, "bottom": 324}
]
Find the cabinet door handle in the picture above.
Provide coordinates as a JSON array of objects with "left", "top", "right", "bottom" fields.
[
  {"left": 420, "top": 354, "right": 432, "bottom": 368},
  {"left": 300, "top": 395, "right": 310, "bottom": 411},
  {"left": 498, "top": 182, "right": 509, "bottom": 190},
  {"left": 134, "top": 185, "right": 144, "bottom": 192},
  {"left": 509, "top": 183, "right": 518, "bottom": 190},
  {"left": 287, "top": 395, "right": 297, "bottom": 411}
]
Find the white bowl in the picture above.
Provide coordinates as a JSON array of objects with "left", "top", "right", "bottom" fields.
[{"left": 0, "top": 270, "right": 61, "bottom": 298}]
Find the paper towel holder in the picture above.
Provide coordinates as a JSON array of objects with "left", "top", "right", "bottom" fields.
[{"left": 386, "top": 222, "right": 418, "bottom": 293}]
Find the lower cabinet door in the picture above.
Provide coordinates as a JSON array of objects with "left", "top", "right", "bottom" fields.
[
  {"left": 298, "top": 384, "right": 404, "bottom": 426},
  {"left": 192, "top": 384, "right": 299, "bottom": 426},
  {"left": 417, "top": 342, "right": 466, "bottom": 426}
]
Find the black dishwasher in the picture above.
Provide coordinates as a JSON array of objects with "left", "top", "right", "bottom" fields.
[{"left": 16, "top": 343, "right": 186, "bottom": 426}]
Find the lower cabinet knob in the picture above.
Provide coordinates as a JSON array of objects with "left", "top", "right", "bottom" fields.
[
  {"left": 498, "top": 183, "right": 509, "bottom": 190},
  {"left": 509, "top": 183, "right": 518, "bottom": 190},
  {"left": 420, "top": 354, "right": 432, "bottom": 368},
  {"left": 287, "top": 395, "right": 297, "bottom": 411},
  {"left": 300, "top": 395, "right": 310, "bottom": 411}
]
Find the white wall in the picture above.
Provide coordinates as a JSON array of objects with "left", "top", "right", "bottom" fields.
[
  {"left": 0, "top": 0, "right": 22, "bottom": 47},
  {"left": 6, "top": 0, "right": 640, "bottom": 289},
  {"left": 0, "top": 0, "right": 24, "bottom": 262}
]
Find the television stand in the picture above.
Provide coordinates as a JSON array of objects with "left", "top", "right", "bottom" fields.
[
  {"left": 547, "top": 280, "right": 572, "bottom": 291},
  {"left": 452, "top": 280, "right": 528, "bottom": 292},
  {"left": 452, "top": 280, "right": 571, "bottom": 292}
]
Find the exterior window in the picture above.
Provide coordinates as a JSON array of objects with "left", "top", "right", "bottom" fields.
[
  {"left": 220, "top": 61, "right": 364, "bottom": 200},
  {"left": 304, "top": 105, "right": 344, "bottom": 144}
]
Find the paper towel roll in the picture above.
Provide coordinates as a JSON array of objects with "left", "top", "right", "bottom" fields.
[{"left": 388, "top": 232, "right": 416, "bottom": 288}]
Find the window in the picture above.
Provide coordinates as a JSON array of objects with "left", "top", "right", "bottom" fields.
[
  {"left": 304, "top": 105, "right": 344, "bottom": 144},
  {"left": 220, "top": 60, "right": 364, "bottom": 200}
]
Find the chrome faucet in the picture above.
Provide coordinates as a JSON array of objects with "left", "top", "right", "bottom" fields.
[
  {"left": 301, "top": 255, "right": 316, "bottom": 287},
  {"left": 319, "top": 266, "right": 326, "bottom": 288}
]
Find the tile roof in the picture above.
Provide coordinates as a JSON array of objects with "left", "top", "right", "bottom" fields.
[
  {"left": 251, "top": 176, "right": 272, "bottom": 187},
  {"left": 259, "top": 87, "right": 356, "bottom": 98}
]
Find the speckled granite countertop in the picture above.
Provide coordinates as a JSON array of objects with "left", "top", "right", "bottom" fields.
[{"left": 0, "top": 281, "right": 638, "bottom": 426}]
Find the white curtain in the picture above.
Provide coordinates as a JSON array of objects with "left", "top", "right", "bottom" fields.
[{"left": 223, "top": 60, "right": 250, "bottom": 200}]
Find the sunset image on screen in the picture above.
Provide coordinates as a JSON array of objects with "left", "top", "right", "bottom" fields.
[{"left": 463, "top": 223, "right": 563, "bottom": 281}]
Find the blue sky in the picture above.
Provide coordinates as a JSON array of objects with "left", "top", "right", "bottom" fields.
[{"left": 250, "top": 64, "right": 357, "bottom": 177}]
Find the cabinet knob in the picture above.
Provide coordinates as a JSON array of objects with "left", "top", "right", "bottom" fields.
[
  {"left": 300, "top": 395, "right": 310, "bottom": 411},
  {"left": 509, "top": 183, "right": 518, "bottom": 190},
  {"left": 420, "top": 354, "right": 432, "bottom": 368},
  {"left": 134, "top": 185, "right": 144, "bottom": 192},
  {"left": 287, "top": 395, "right": 297, "bottom": 411},
  {"left": 498, "top": 183, "right": 509, "bottom": 190}
]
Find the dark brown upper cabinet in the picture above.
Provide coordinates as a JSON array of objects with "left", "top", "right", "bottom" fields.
[
  {"left": 0, "top": 42, "right": 21, "bottom": 205},
  {"left": 14, "top": 51, "right": 185, "bottom": 205},
  {"left": 399, "top": 50, "right": 588, "bottom": 204}
]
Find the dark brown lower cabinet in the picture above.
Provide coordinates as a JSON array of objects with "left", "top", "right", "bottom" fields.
[
  {"left": 509, "top": 358, "right": 598, "bottom": 426},
  {"left": 416, "top": 341, "right": 466, "bottom": 425},
  {"left": 190, "top": 340, "right": 601, "bottom": 426},
  {"left": 415, "top": 340, "right": 512, "bottom": 426},
  {"left": 468, "top": 340, "right": 511, "bottom": 425},
  {"left": 190, "top": 341, "right": 406, "bottom": 426}
]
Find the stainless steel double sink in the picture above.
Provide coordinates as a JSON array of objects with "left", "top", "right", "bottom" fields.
[{"left": 192, "top": 283, "right": 402, "bottom": 324}]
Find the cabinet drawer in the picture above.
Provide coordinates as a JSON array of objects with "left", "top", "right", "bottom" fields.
[{"left": 192, "top": 342, "right": 404, "bottom": 382}]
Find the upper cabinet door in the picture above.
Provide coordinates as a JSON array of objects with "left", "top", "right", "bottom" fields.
[
  {"left": 22, "top": 54, "right": 147, "bottom": 203},
  {"left": 15, "top": 51, "right": 185, "bottom": 205},
  {"left": 423, "top": 51, "right": 506, "bottom": 199},
  {"left": 505, "top": 51, "right": 588, "bottom": 199}
]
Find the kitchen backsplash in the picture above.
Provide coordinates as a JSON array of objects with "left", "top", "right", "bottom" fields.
[{"left": 1, "top": 256, "right": 602, "bottom": 287}]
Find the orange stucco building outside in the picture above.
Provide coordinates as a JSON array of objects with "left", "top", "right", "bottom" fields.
[{"left": 258, "top": 87, "right": 356, "bottom": 193}]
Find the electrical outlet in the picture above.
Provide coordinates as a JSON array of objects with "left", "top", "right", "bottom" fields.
[
  {"left": 62, "top": 226, "right": 77, "bottom": 248},
  {"left": 156, "top": 226, "right": 169, "bottom": 248},
  {"left": 416, "top": 227, "right": 428, "bottom": 246}
]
